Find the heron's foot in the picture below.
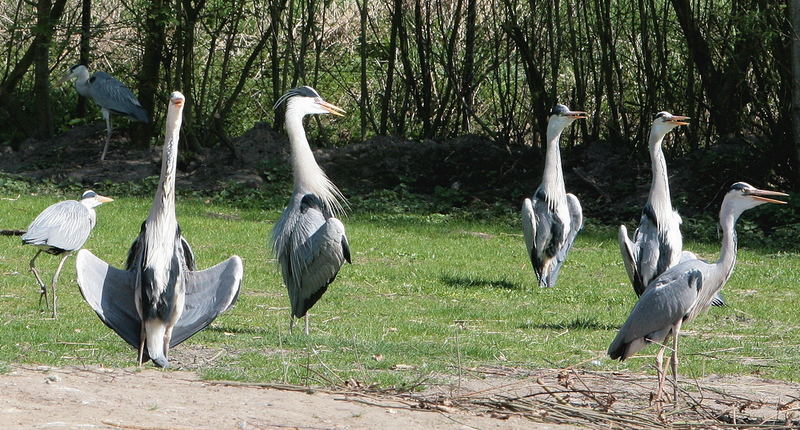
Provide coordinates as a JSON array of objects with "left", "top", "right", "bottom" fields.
[{"left": 37, "top": 286, "right": 48, "bottom": 308}]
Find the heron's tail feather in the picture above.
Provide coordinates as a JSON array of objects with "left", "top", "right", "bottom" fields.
[
  {"left": 129, "top": 105, "right": 150, "bottom": 123},
  {"left": 710, "top": 291, "right": 725, "bottom": 307}
]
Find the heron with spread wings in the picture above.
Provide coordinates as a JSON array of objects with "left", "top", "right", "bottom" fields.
[
  {"left": 271, "top": 86, "right": 351, "bottom": 334},
  {"left": 522, "top": 104, "right": 587, "bottom": 288},
  {"left": 76, "top": 92, "right": 243, "bottom": 367}
]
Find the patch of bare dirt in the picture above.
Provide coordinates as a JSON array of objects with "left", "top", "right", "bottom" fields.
[{"left": 1, "top": 364, "right": 798, "bottom": 429}]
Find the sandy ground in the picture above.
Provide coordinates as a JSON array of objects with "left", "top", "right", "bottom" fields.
[
  {"left": 0, "top": 365, "right": 537, "bottom": 430},
  {"left": 1, "top": 365, "right": 798, "bottom": 430}
]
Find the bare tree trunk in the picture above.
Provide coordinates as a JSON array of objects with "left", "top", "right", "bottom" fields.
[
  {"left": 359, "top": 0, "right": 368, "bottom": 140},
  {"left": 77, "top": 0, "right": 91, "bottom": 117},
  {"left": 461, "top": 0, "right": 477, "bottom": 131},
  {"left": 0, "top": 0, "right": 67, "bottom": 107},
  {"left": 791, "top": 0, "right": 800, "bottom": 188},
  {"left": 135, "top": 0, "right": 169, "bottom": 147},
  {"left": 379, "top": 0, "right": 402, "bottom": 135},
  {"left": 34, "top": 0, "right": 55, "bottom": 138}
]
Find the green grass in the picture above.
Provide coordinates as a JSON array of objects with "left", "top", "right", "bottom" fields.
[{"left": 1, "top": 191, "right": 799, "bottom": 388}]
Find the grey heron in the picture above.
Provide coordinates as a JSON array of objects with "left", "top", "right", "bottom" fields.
[
  {"left": 76, "top": 91, "right": 243, "bottom": 368},
  {"left": 608, "top": 182, "right": 787, "bottom": 407},
  {"left": 618, "top": 112, "right": 691, "bottom": 297},
  {"left": 521, "top": 104, "right": 587, "bottom": 288},
  {"left": 21, "top": 190, "right": 112, "bottom": 318},
  {"left": 60, "top": 64, "right": 149, "bottom": 160},
  {"left": 271, "top": 86, "right": 351, "bottom": 334}
]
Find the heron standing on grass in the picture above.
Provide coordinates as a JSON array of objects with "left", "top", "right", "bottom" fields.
[
  {"left": 609, "top": 182, "right": 787, "bottom": 408},
  {"left": 618, "top": 112, "right": 724, "bottom": 306},
  {"left": 21, "top": 190, "right": 112, "bottom": 318},
  {"left": 60, "top": 65, "right": 149, "bottom": 160},
  {"left": 271, "top": 86, "right": 351, "bottom": 334},
  {"left": 76, "top": 92, "right": 243, "bottom": 367},
  {"left": 522, "top": 104, "right": 587, "bottom": 288}
]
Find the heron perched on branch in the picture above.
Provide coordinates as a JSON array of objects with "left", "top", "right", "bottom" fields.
[
  {"left": 522, "top": 104, "right": 587, "bottom": 288},
  {"left": 271, "top": 86, "right": 351, "bottom": 334},
  {"left": 60, "top": 64, "right": 149, "bottom": 160},
  {"left": 21, "top": 190, "right": 112, "bottom": 318},
  {"left": 609, "top": 182, "right": 787, "bottom": 407},
  {"left": 76, "top": 92, "right": 242, "bottom": 368}
]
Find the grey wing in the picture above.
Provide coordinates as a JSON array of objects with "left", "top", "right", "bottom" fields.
[
  {"left": 88, "top": 72, "right": 149, "bottom": 123},
  {"left": 632, "top": 209, "right": 663, "bottom": 294},
  {"left": 22, "top": 200, "right": 95, "bottom": 251},
  {"left": 608, "top": 265, "right": 703, "bottom": 360},
  {"left": 170, "top": 256, "right": 243, "bottom": 346},
  {"left": 75, "top": 249, "right": 141, "bottom": 349},
  {"left": 521, "top": 198, "right": 537, "bottom": 268},
  {"left": 618, "top": 224, "right": 642, "bottom": 295},
  {"left": 289, "top": 210, "right": 349, "bottom": 318},
  {"left": 679, "top": 251, "right": 725, "bottom": 307},
  {"left": 547, "top": 193, "right": 582, "bottom": 287}
]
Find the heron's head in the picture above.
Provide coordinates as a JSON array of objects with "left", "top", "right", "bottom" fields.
[
  {"left": 547, "top": 104, "right": 587, "bottom": 132},
  {"left": 58, "top": 64, "right": 89, "bottom": 85},
  {"left": 651, "top": 111, "right": 689, "bottom": 136},
  {"left": 170, "top": 91, "right": 185, "bottom": 108},
  {"left": 273, "top": 86, "right": 345, "bottom": 119},
  {"left": 80, "top": 190, "right": 113, "bottom": 209},
  {"left": 724, "top": 182, "right": 787, "bottom": 214}
]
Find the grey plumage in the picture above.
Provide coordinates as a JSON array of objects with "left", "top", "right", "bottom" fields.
[
  {"left": 609, "top": 182, "right": 787, "bottom": 407},
  {"left": 21, "top": 190, "right": 112, "bottom": 317},
  {"left": 522, "top": 104, "right": 587, "bottom": 288},
  {"left": 618, "top": 112, "right": 688, "bottom": 297},
  {"left": 76, "top": 92, "right": 243, "bottom": 367},
  {"left": 271, "top": 86, "right": 350, "bottom": 334},
  {"left": 61, "top": 65, "right": 149, "bottom": 160}
]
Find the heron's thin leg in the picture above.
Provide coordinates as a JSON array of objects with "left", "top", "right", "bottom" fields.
[
  {"left": 138, "top": 323, "right": 146, "bottom": 366},
  {"left": 101, "top": 109, "right": 112, "bottom": 161},
  {"left": 29, "top": 250, "right": 46, "bottom": 306},
  {"left": 50, "top": 253, "right": 71, "bottom": 318},
  {"left": 671, "top": 319, "right": 683, "bottom": 405},
  {"left": 163, "top": 325, "right": 174, "bottom": 361},
  {"left": 304, "top": 313, "right": 310, "bottom": 335},
  {"left": 654, "top": 342, "right": 667, "bottom": 410}
]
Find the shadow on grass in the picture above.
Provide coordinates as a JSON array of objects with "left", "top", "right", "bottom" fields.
[
  {"left": 206, "top": 324, "right": 268, "bottom": 336},
  {"left": 440, "top": 274, "right": 520, "bottom": 290},
  {"left": 520, "top": 316, "right": 617, "bottom": 331}
]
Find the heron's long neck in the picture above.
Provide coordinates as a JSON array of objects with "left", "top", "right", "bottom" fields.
[
  {"left": 647, "top": 131, "right": 672, "bottom": 216},
  {"left": 715, "top": 204, "right": 739, "bottom": 284},
  {"left": 285, "top": 112, "right": 343, "bottom": 213},
  {"left": 541, "top": 124, "right": 566, "bottom": 200},
  {"left": 149, "top": 110, "right": 181, "bottom": 225},
  {"left": 74, "top": 69, "right": 91, "bottom": 98}
]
